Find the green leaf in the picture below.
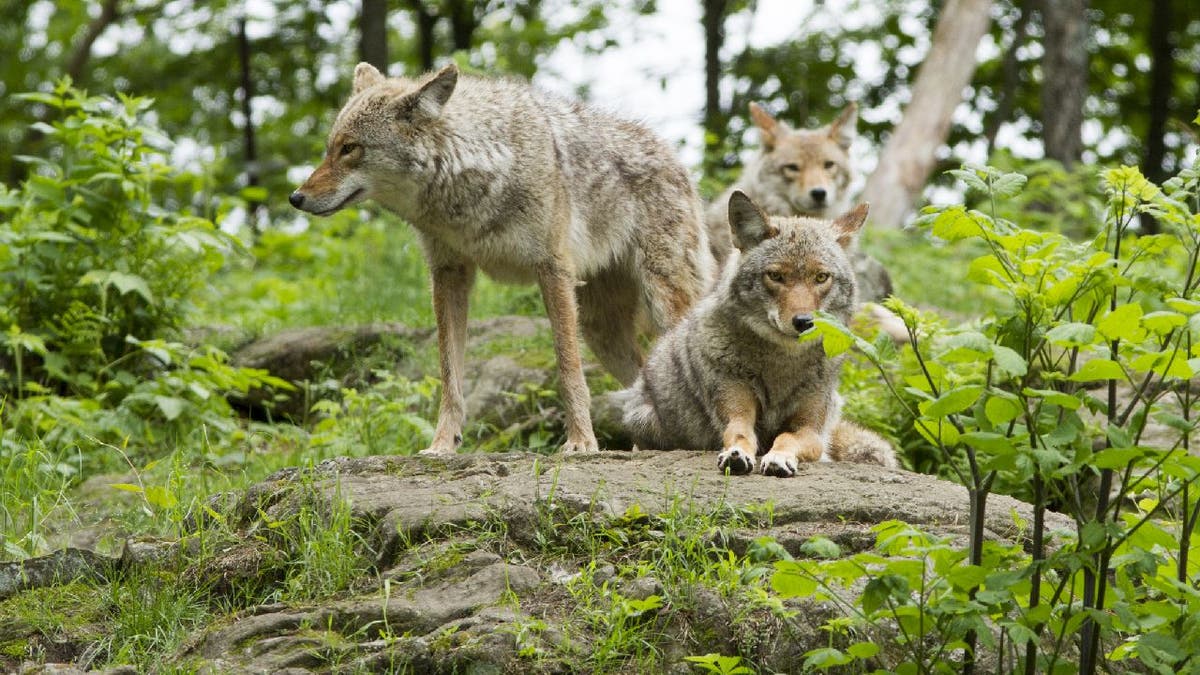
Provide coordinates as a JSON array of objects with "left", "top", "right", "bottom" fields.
[
  {"left": 155, "top": 395, "right": 186, "bottom": 420},
  {"left": 846, "top": 642, "right": 880, "bottom": 660},
  {"left": 1097, "top": 303, "right": 1143, "bottom": 342},
  {"left": 79, "top": 270, "right": 156, "bottom": 302},
  {"left": 1045, "top": 322, "right": 1096, "bottom": 347},
  {"left": 991, "top": 172, "right": 1028, "bottom": 198},
  {"left": 772, "top": 561, "right": 818, "bottom": 598},
  {"left": 960, "top": 432, "right": 1016, "bottom": 454},
  {"left": 144, "top": 485, "right": 178, "bottom": 509},
  {"left": 984, "top": 395, "right": 1022, "bottom": 425},
  {"left": 1142, "top": 311, "right": 1186, "bottom": 335},
  {"left": 920, "top": 385, "right": 983, "bottom": 418},
  {"left": 1069, "top": 358, "right": 1126, "bottom": 382},
  {"left": 799, "top": 536, "right": 841, "bottom": 559},
  {"left": 109, "top": 483, "right": 144, "bottom": 494},
  {"left": 1092, "top": 447, "right": 1145, "bottom": 469},
  {"left": 804, "top": 648, "right": 852, "bottom": 670},
  {"left": 991, "top": 345, "right": 1027, "bottom": 377},
  {"left": 1021, "top": 387, "right": 1083, "bottom": 410}
]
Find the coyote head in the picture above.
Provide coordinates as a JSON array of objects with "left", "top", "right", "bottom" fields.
[
  {"left": 727, "top": 190, "right": 867, "bottom": 341},
  {"left": 747, "top": 102, "right": 857, "bottom": 218},
  {"left": 289, "top": 63, "right": 459, "bottom": 217}
]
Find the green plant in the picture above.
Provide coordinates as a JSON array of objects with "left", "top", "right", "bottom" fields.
[
  {"left": 309, "top": 372, "right": 438, "bottom": 457},
  {"left": 0, "top": 79, "right": 238, "bottom": 399},
  {"left": 786, "top": 156, "right": 1200, "bottom": 674},
  {"left": 685, "top": 652, "right": 755, "bottom": 674}
]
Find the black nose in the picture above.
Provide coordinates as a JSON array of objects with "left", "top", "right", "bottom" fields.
[
  {"left": 288, "top": 191, "right": 305, "bottom": 208},
  {"left": 809, "top": 188, "right": 827, "bottom": 204},
  {"left": 792, "top": 315, "right": 814, "bottom": 333}
]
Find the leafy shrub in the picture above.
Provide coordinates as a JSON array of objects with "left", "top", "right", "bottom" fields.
[
  {"left": 0, "top": 79, "right": 237, "bottom": 399},
  {"left": 790, "top": 158, "right": 1200, "bottom": 673}
]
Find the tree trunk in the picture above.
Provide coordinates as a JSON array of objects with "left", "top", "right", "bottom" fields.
[
  {"left": 1039, "top": 0, "right": 1088, "bottom": 167},
  {"left": 359, "top": 0, "right": 389, "bottom": 71},
  {"left": 1143, "top": 0, "right": 1173, "bottom": 184},
  {"left": 702, "top": 0, "right": 730, "bottom": 173},
  {"left": 1139, "top": 0, "right": 1174, "bottom": 233},
  {"left": 403, "top": 0, "right": 437, "bottom": 71},
  {"left": 984, "top": 0, "right": 1030, "bottom": 155},
  {"left": 445, "top": 0, "right": 478, "bottom": 52},
  {"left": 65, "top": 0, "right": 121, "bottom": 83},
  {"left": 237, "top": 18, "right": 262, "bottom": 235},
  {"left": 860, "top": 0, "right": 994, "bottom": 229}
]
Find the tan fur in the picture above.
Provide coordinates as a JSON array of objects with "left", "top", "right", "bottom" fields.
[
  {"left": 292, "top": 63, "right": 715, "bottom": 454},
  {"left": 620, "top": 192, "right": 899, "bottom": 476}
]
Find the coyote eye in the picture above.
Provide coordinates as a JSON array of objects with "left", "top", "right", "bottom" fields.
[
  {"left": 823, "top": 160, "right": 836, "bottom": 170},
  {"left": 781, "top": 163, "right": 800, "bottom": 174},
  {"left": 815, "top": 272, "right": 831, "bottom": 283},
  {"left": 339, "top": 142, "right": 360, "bottom": 157},
  {"left": 765, "top": 270, "right": 785, "bottom": 284}
]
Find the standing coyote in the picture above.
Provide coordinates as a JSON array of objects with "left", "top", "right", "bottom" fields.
[
  {"left": 620, "top": 192, "right": 897, "bottom": 476},
  {"left": 290, "top": 63, "right": 714, "bottom": 454}
]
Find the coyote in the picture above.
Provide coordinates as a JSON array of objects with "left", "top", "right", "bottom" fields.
[
  {"left": 290, "top": 63, "right": 714, "bottom": 454},
  {"left": 620, "top": 192, "right": 897, "bottom": 476},
  {"left": 706, "top": 103, "right": 858, "bottom": 268}
]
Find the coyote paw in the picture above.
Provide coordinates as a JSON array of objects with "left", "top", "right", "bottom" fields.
[
  {"left": 717, "top": 446, "right": 756, "bottom": 475},
  {"left": 419, "top": 432, "right": 462, "bottom": 456},
  {"left": 561, "top": 435, "right": 599, "bottom": 453},
  {"left": 760, "top": 451, "right": 798, "bottom": 478}
]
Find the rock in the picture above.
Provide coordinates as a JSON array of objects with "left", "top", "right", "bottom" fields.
[
  {"left": 164, "top": 451, "right": 1070, "bottom": 673},
  {"left": 0, "top": 549, "right": 115, "bottom": 602}
]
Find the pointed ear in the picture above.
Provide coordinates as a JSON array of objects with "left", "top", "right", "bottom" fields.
[
  {"left": 412, "top": 64, "right": 458, "bottom": 116},
  {"left": 729, "top": 191, "right": 779, "bottom": 250},
  {"left": 749, "top": 102, "right": 782, "bottom": 152},
  {"left": 353, "top": 62, "right": 386, "bottom": 95},
  {"left": 827, "top": 102, "right": 858, "bottom": 150},
  {"left": 832, "top": 203, "right": 869, "bottom": 249}
]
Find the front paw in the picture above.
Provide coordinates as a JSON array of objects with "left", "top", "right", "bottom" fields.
[
  {"left": 717, "top": 446, "right": 756, "bottom": 475},
  {"left": 419, "top": 432, "right": 462, "bottom": 456},
  {"left": 760, "top": 451, "right": 798, "bottom": 478},
  {"left": 561, "top": 434, "right": 599, "bottom": 453}
]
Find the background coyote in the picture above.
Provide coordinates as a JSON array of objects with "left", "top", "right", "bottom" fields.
[
  {"left": 621, "top": 192, "right": 897, "bottom": 476},
  {"left": 291, "top": 63, "right": 715, "bottom": 454},
  {"left": 705, "top": 103, "right": 894, "bottom": 307}
]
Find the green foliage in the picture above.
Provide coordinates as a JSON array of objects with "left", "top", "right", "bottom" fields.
[
  {"left": 787, "top": 157, "right": 1200, "bottom": 673},
  {"left": 310, "top": 373, "right": 439, "bottom": 457},
  {"left": 0, "top": 80, "right": 238, "bottom": 398}
]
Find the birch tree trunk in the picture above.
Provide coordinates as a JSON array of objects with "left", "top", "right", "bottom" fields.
[{"left": 860, "top": 0, "right": 994, "bottom": 228}]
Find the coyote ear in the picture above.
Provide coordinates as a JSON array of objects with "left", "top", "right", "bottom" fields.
[
  {"left": 832, "top": 203, "right": 869, "bottom": 249},
  {"left": 827, "top": 102, "right": 858, "bottom": 150},
  {"left": 412, "top": 64, "right": 459, "bottom": 116},
  {"left": 729, "top": 191, "right": 778, "bottom": 250},
  {"left": 353, "top": 62, "right": 386, "bottom": 95},
  {"left": 749, "top": 102, "right": 781, "bottom": 152}
]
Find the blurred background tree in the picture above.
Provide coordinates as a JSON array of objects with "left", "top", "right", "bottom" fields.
[{"left": 0, "top": 0, "right": 1196, "bottom": 230}]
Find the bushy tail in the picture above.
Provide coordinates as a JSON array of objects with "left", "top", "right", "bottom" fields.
[
  {"left": 828, "top": 420, "right": 899, "bottom": 468},
  {"left": 613, "top": 379, "right": 661, "bottom": 450}
]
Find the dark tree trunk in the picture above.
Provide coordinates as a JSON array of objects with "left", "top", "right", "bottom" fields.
[
  {"left": 445, "top": 0, "right": 478, "bottom": 52},
  {"left": 66, "top": 0, "right": 121, "bottom": 82},
  {"left": 1039, "top": 0, "right": 1088, "bottom": 167},
  {"left": 1139, "top": 0, "right": 1174, "bottom": 233},
  {"left": 237, "top": 18, "right": 262, "bottom": 235},
  {"left": 359, "top": 0, "right": 390, "bottom": 71},
  {"left": 860, "top": 0, "right": 995, "bottom": 228},
  {"left": 1143, "top": 0, "right": 1173, "bottom": 184},
  {"left": 403, "top": 0, "right": 437, "bottom": 71},
  {"left": 702, "top": 0, "right": 730, "bottom": 172},
  {"left": 984, "top": 0, "right": 1031, "bottom": 155}
]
